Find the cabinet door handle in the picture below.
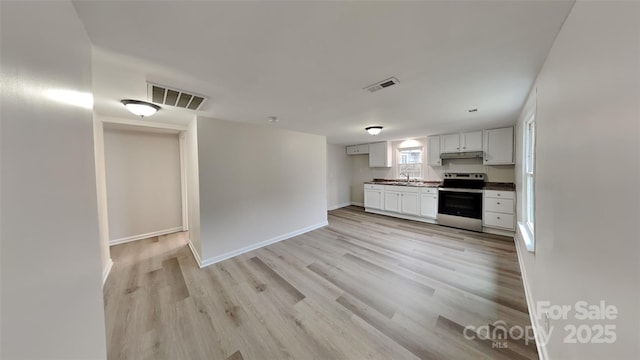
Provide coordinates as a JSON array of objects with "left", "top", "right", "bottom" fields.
[
  {"left": 497, "top": 216, "right": 501, "bottom": 219},
  {"left": 463, "top": 147, "right": 466, "bottom": 149},
  {"left": 497, "top": 202, "right": 501, "bottom": 205},
  {"left": 497, "top": 194, "right": 501, "bottom": 196}
]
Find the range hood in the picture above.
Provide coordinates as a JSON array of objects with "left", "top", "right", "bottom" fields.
[{"left": 440, "top": 151, "right": 484, "bottom": 160}]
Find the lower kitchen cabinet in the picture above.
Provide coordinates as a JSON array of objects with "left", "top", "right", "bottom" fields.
[
  {"left": 384, "top": 186, "right": 419, "bottom": 215},
  {"left": 364, "top": 184, "right": 384, "bottom": 210},
  {"left": 419, "top": 187, "right": 438, "bottom": 219},
  {"left": 364, "top": 184, "right": 437, "bottom": 224},
  {"left": 364, "top": 184, "right": 518, "bottom": 235},
  {"left": 483, "top": 190, "right": 515, "bottom": 232},
  {"left": 401, "top": 189, "right": 419, "bottom": 216},
  {"left": 384, "top": 190, "right": 401, "bottom": 213}
]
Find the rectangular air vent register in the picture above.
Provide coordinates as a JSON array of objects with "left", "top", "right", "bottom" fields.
[
  {"left": 364, "top": 77, "right": 399, "bottom": 93},
  {"left": 146, "top": 82, "right": 207, "bottom": 111}
]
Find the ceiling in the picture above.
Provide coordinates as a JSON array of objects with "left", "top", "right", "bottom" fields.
[{"left": 73, "top": 1, "right": 574, "bottom": 144}]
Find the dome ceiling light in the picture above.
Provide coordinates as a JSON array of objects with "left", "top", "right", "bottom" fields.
[
  {"left": 365, "top": 126, "right": 383, "bottom": 135},
  {"left": 121, "top": 99, "right": 161, "bottom": 117}
]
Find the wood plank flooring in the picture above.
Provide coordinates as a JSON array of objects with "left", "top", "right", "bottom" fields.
[{"left": 104, "top": 206, "right": 537, "bottom": 360}]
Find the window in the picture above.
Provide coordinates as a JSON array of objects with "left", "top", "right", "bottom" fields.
[
  {"left": 521, "top": 114, "right": 536, "bottom": 251},
  {"left": 398, "top": 147, "right": 422, "bottom": 179}
]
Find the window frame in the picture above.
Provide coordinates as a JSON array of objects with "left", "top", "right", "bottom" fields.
[
  {"left": 520, "top": 113, "right": 536, "bottom": 252},
  {"left": 397, "top": 146, "right": 423, "bottom": 180}
]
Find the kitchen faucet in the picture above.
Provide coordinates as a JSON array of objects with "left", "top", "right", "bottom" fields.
[{"left": 400, "top": 172, "right": 410, "bottom": 183}]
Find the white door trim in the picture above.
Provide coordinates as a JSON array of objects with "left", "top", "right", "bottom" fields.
[{"left": 179, "top": 131, "right": 189, "bottom": 231}]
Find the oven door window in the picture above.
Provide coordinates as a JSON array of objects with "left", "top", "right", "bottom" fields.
[{"left": 438, "top": 191, "right": 483, "bottom": 219}]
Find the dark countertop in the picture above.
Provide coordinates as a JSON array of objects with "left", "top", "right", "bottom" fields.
[
  {"left": 365, "top": 178, "right": 442, "bottom": 188},
  {"left": 365, "top": 179, "right": 516, "bottom": 191},
  {"left": 484, "top": 182, "right": 516, "bottom": 191}
]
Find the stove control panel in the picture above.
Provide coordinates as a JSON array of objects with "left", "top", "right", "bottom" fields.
[{"left": 444, "top": 173, "right": 485, "bottom": 180}]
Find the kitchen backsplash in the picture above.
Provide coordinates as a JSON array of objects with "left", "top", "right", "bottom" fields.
[{"left": 427, "top": 158, "right": 515, "bottom": 182}]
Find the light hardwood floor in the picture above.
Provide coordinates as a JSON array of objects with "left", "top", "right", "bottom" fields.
[{"left": 105, "top": 206, "right": 537, "bottom": 360}]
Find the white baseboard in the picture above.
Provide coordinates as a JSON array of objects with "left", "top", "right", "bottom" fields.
[
  {"left": 109, "top": 227, "right": 183, "bottom": 246},
  {"left": 483, "top": 227, "right": 516, "bottom": 237},
  {"left": 102, "top": 258, "right": 113, "bottom": 287},
  {"left": 328, "top": 202, "right": 351, "bottom": 211},
  {"left": 350, "top": 201, "right": 364, "bottom": 207},
  {"left": 197, "top": 221, "right": 328, "bottom": 268},
  {"left": 514, "top": 228, "right": 548, "bottom": 360},
  {"left": 187, "top": 239, "right": 202, "bottom": 267},
  {"left": 364, "top": 208, "right": 437, "bottom": 224}
]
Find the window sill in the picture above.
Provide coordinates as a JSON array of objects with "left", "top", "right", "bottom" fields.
[{"left": 517, "top": 221, "right": 535, "bottom": 253}]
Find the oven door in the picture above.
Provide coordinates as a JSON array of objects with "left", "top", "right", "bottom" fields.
[{"left": 438, "top": 188, "right": 483, "bottom": 219}]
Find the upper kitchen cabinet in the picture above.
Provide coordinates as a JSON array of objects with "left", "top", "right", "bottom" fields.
[
  {"left": 369, "top": 141, "right": 392, "bottom": 167},
  {"left": 440, "top": 131, "right": 483, "bottom": 153},
  {"left": 440, "top": 133, "right": 460, "bottom": 153},
  {"left": 483, "top": 127, "right": 514, "bottom": 165},
  {"left": 427, "top": 135, "right": 441, "bottom": 166},
  {"left": 346, "top": 144, "right": 369, "bottom": 155},
  {"left": 461, "top": 131, "right": 483, "bottom": 151}
]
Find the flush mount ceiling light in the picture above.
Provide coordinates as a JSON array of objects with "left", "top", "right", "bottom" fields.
[
  {"left": 121, "top": 99, "right": 161, "bottom": 117},
  {"left": 268, "top": 116, "right": 279, "bottom": 123},
  {"left": 365, "top": 126, "right": 383, "bottom": 135}
]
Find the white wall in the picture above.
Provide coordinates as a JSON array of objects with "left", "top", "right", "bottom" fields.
[
  {"left": 0, "top": 1, "right": 107, "bottom": 358},
  {"left": 349, "top": 137, "right": 515, "bottom": 204},
  {"left": 103, "top": 126, "right": 183, "bottom": 243},
  {"left": 326, "top": 143, "right": 351, "bottom": 210},
  {"left": 196, "top": 117, "right": 327, "bottom": 264},
  {"left": 514, "top": 2, "right": 640, "bottom": 359},
  {"left": 186, "top": 117, "right": 202, "bottom": 261}
]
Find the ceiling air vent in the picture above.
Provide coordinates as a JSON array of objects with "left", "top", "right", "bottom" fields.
[
  {"left": 364, "top": 77, "right": 399, "bottom": 93},
  {"left": 147, "top": 82, "right": 207, "bottom": 111}
]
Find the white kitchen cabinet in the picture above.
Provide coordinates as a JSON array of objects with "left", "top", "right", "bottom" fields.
[
  {"left": 483, "top": 127, "right": 514, "bottom": 165},
  {"left": 369, "top": 141, "right": 392, "bottom": 167},
  {"left": 440, "top": 131, "right": 483, "bottom": 153},
  {"left": 461, "top": 131, "right": 483, "bottom": 151},
  {"left": 384, "top": 186, "right": 419, "bottom": 215},
  {"left": 440, "top": 133, "right": 460, "bottom": 153},
  {"left": 419, "top": 187, "right": 438, "bottom": 219},
  {"left": 484, "top": 190, "right": 515, "bottom": 199},
  {"left": 401, "top": 190, "right": 420, "bottom": 216},
  {"left": 364, "top": 184, "right": 384, "bottom": 210},
  {"left": 384, "top": 191, "right": 401, "bottom": 212},
  {"left": 484, "top": 212, "right": 515, "bottom": 229},
  {"left": 427, "top": 135, "right": 442, "bottom": 166},
  {"left": 485, "top": 197, "right": 515, "bottom": 213},
  {"left": 346, "top": 144, "right": 369, "bottom": 155},
  {"left": 365, "top": 184, "right": 438, "bottom": 224},
  {"left": 483, "top": 190, "right": 515, "bottom": 231}
]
